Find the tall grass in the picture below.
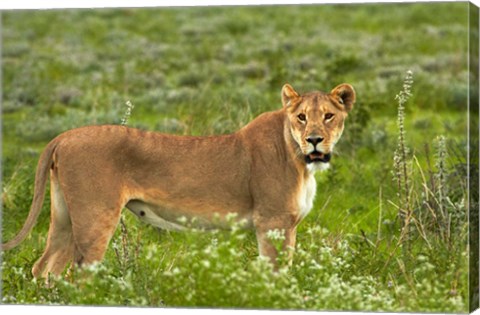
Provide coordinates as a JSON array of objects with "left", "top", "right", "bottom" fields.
[
  {"left": 381, "top": 71, "right": 468, "bottom": 307},
  {"left": 392, "top": 70, "right": 414, "bottom": 255}
]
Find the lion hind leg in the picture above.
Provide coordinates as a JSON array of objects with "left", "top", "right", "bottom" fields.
[
  {"left": 70, "top": 202, "right": 123, "bottom": 268},
  {"left": 32, "top": 177, "right": 74, "bottom": 279}
]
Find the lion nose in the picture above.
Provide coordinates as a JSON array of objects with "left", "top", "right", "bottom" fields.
[{"left": 306, "top": 136, "right": 324, "bottom": 146}]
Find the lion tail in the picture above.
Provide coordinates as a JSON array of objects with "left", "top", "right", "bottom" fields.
[{"left": 2, "top": 139, "right": 58, "bottom": 251}]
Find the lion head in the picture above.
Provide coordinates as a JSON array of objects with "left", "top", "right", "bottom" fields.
[{"left": 281, "top": 83, "right": 356, "bottom": 170}]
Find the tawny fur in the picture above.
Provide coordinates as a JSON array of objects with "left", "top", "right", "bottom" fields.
[{"left": 2, "top": 83, "right": 355, "bottom": 279}]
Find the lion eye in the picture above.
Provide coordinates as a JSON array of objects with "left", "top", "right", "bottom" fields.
[
  {"left": 297, "top": 113, "right": 306, "bottom": 122},
  {"left": 325, "top": 113, "right": 334, "bottom": 120}
]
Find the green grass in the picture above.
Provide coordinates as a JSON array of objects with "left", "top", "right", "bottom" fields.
[{"left": 1, "top": 3, "right": 473, "bottom": 312}]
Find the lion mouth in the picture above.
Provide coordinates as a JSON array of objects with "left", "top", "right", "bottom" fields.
[{"left": 305, "top": 151, "right": 331, "bottom": 164}]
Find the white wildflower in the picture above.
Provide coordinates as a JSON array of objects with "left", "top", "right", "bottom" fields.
[{"left": 121, "top": 100, "right": 135, "bottom": 126}]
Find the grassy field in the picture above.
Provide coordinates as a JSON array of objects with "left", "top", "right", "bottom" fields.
[{"left": 1, "top": 3, "right": 474, "bottom": 312}]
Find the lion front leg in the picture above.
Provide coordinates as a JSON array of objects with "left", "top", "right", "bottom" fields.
[{"left": 253, "top": 213, "right": 297, "bottom": 269}]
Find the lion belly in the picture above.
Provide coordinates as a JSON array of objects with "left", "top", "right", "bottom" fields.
[
  {"left": 126, "top": 200, "right": 188, "bottom": 231},
  {"left": 125, "top": 199, "right": 253, "bottom": 230}
]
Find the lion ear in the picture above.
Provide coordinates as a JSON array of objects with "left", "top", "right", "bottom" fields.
[
  {"left": 330, "top": 83, "right": 356, "bottom": 112},
  {"left": 281, "top": 83, "right": 300, "bottom": 109}
]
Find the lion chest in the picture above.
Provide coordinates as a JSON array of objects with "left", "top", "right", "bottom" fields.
[{"left": 297, "top": 174, "right": 317, "bottom": 221}]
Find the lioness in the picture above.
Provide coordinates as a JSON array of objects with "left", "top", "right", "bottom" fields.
[{"left": 2, "top": 83, "right": 355, "bottom": 278}]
